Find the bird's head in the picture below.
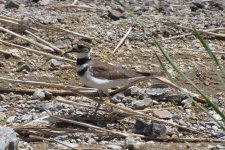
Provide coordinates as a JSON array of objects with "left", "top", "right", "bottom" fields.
[{"left": 65, "top": 41, "right": 91, "bottom": 54}]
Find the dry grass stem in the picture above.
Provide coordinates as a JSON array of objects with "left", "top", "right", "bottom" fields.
[
  {"left": 25, "top": 30, "right": 62, "bottom": 53},
  {"left": 113, "top": 26, "right": 133, "bottom": 53},
  {"left": 0, "top": 77, "right": 95, "bottom": 92},
  {"left": 0, "top": 40, "right": 75, "bottom": 64},
  {"left": 0, "top": 26, "right": 54, "bottom": 52}
]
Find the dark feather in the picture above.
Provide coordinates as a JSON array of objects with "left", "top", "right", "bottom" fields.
[{"left": 88, "top": 60, "right": 154, "bottom": 80}]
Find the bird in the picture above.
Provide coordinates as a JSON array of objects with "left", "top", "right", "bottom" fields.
[{"left": 64, "top": 40, "right": 160, "bottom": 114}]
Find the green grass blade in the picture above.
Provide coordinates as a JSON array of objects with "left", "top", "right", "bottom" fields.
[
  {"left": 153, "top": 38, "right": 225, "bottom": 122},
  {"left": 193, "top": 27, "right": 225, "bottom": 75},
  {"left": 154, "top": 51, "right": 225, "bottom": 130}
]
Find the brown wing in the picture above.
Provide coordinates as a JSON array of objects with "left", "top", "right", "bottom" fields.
[{"left": 88, "top": 60, "right": 144, "bottom": 80}]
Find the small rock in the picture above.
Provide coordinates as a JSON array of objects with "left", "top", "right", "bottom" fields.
[
  {"left": 108, "top": 9, "right": 125, "bottom": 21},
  {"left": 213, "top": 114, "right": 222, "bottom": 121},
  {"left": 132, "top": 98, "right": 153, "bottom": 109},
  {"left": 21, "top": 114, "right": 32, "bottom": 122},
  {"left": 0, "top": 127, "right": 18, "bottom": 150},
  {"left": 6, "top": 115, "right": 16, "bottom": 123},
  {"left": 107, "top": 144, "right": 122, "bottom": 150},
  {"left": 39, "top": 0, "right": 50, "bottom": 5},
  {"left": 146, "top": 84, "right": 169, "bottom": 96},
  {"left": 185, "top": 109, "right": 192, "bottom": 116},
  {"left": 0, "top": 107, "right": 7, "bottom": 112},
  {"left": 43, "top": 91, "right": 52, "bottom": 100},
  {"left": 5, "top": 0, "right": 19, "bottom": 9},
  {"left": 17, "top": 64, "right": 31, "bottom": 72},
  {"left": 128, "top": 0, "right": 136, "bottom": 4},
  {"left": 153, "top": 110, "right": 172, "bottom": 119},
  {"left": 210, "top": 1, "right": 224, "bottom": 10},
  {"left": 31, "top": 90, "right": 45, "bottom": 100},
  {"left": 212, "top": 125, "right": 219, "bottom": 131},
  {"left": 0, "top": 112, "right": 6, "bottom": 121},
  {"left": 124, "top": 86, "right": 141, "bottom": 96},
  {"left": 0, "top": 61, "right": 5, "bottom": 67},
  {"left": 0, "top": 94, "right": 5, "bottom": 101},
  {"left": 172, "top": 115, "right": 186, "bottom": 126},
  {"left": 190, "top": 0, "right": 205, "bottom": 11},
  {"left": 50, "top": 59, "right": 63, "bottom": 68},
  {"left": 135, "top": 119, "right": 166, "bottom": 138},
  {"left": 11, "top": 95, "right": 23, "bottom": 101}
]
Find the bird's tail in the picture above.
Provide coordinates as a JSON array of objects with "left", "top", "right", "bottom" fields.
[{"left": 136, "top": 71, "right": 164, "bottom": 77}]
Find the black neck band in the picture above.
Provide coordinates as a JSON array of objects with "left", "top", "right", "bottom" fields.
[
  {"left": 77, "top": 57, "right": 91, "bottom": 65},
  {"left": 77, "top": 66, "right": 89, "bottom": 76}
]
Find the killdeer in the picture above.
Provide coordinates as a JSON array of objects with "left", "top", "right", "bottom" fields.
[{"left": 64, "top": 40, "right": 158, "bottom": 113}]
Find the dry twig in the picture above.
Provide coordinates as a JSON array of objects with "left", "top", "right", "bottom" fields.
[
  {"left": 0, "top": 26, "right": 54, "bottom": 53},
  {"left": 25, "top": 30, "right": 62, "bottom": 53},
  {"left": 113, "top": 26, "right": 133, "bottom": 53},
  {"left": 0, "top": 40, "right": 75, "bottom": 65}
]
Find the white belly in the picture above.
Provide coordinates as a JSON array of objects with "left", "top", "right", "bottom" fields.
[{"left": 80, "top": 70, "right": 144, "bottom": 92}]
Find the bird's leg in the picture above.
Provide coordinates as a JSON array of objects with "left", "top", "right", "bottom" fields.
[
  {"left": 104, "top": 90, "right": 114, "bottom": 112},
  {"left": 93, "top": 89, "right": 103, "bottom": 117}
]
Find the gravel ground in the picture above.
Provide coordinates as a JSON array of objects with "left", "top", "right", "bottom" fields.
[{"left": 0, "top": 0, "right": 225, "bottom": 149}]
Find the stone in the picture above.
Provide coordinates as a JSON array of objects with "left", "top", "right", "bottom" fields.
[
  {"left": 0, "top": 61, "right": 5, "bottom": 67},
  {"left": 17, "top": 64, "right": 31, "bottom": 72},
  {"left": 0, "top": 107, "right": 7, "bottom": 112},
  {"left": 108, "top": 9, "right": 125, "bottom": 21},
  {"left": 11, "top": 95, "right": 23, "bottom": 101},
  {"left": 0, "top": 127, "right": 18, "bottom": 150},
  {"left": 135, "top": 119, "right": 166, "bottom": 138},
  {"left": 5, "top": 0, "right": 20, "bottom": 9},
  {"left": 39, "top": 0, "right": 50, "bottom": 5},
  {"left": 146, "top": 84, "right": 169, "bottom": 96},
  {"left": 6, "top": 115, "right": 16, "bottom": 123},
  {"left": 213, "top": 114, "right": 222, "bottom": 121},
  {"left": 0, "top": 112, "right": 6, "bottom": 121},
  {"left": 0, "top": 94, "right": 5, "bottom": 101},
  {"left": 124, "top": 86, "right": 141, "bottom": 96},
  {"left": 43, "top": 91, "right": 52, "bottom": 100},
  {"left": 153, "top": 110, "right": 172, "bottom": 119},
  {"left": 21, "top": 114, "right": 32, "bottom": 122},
  {"left": 132, "top": 98, "right": 153, "bottom": 109},
  {"left": 50, "top": 59, "right": 63, "bottom": 68},
  {"left": 31, "top": 90, "right": 45, "bottom": 100},
  {"left": 107, "top": 144, "right": 122, "bottom": 150}
]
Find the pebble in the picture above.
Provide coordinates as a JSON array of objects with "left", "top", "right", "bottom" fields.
[
  {"left": 5, "top": 0, "right": 20, "bottom": 9},
  {"left": 213, "top": 114, "right": 222, "bottom": 121},
  {"left": 0, "top": 107, "right": 7, "bottom": 112},
  {"left": 0, "top": 112, "right": 6, "bottom": 121},
  {"left": 108, "top": 9, "right": 125, "bottom": 21},
  {"left": 31, "top": 90, "right": 45, "bottom": 100},
  {"left": 0, "top": 94, "right": 6, "bottom": 101},
  {"left": 6, "top": 115, "right": 16, "bottom": 123},
  {"left": 107, "top": 144, "right": 122, "bottom": 150},
  {"left": 39, "top": 0, "right": 50, "bottom": 5},
  {"left": 0, "top": 61, "right": 5, "bottom": 67},
  {"left": 11, "top": 94, "right": 23, "bottom": 101},
  {"left": 153, "top": 110, "right": 172, "bottom": 119},
  {"left": 50, "top": 59, "right": 63, "bottom": 68},
  {"left": 132, "top": 98, "right": 153, "bottom": 109},
  {"left": 134, "top": 119, "right": 166, "bottom": 138},
  {"left": 17, "top": 64, "right": 31, "bottom": 72},
  {"left": 146, "top": 84, "right": 169, "bottom": 96},
  {"left": 0, "top": 127, "right": 18, "bottom": 150},
  {"left": 124, "top": 86, "right": 141, "bottom": 96},
  {"left": 21, "top": 114, "right": 32, "bottom": 122}
]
